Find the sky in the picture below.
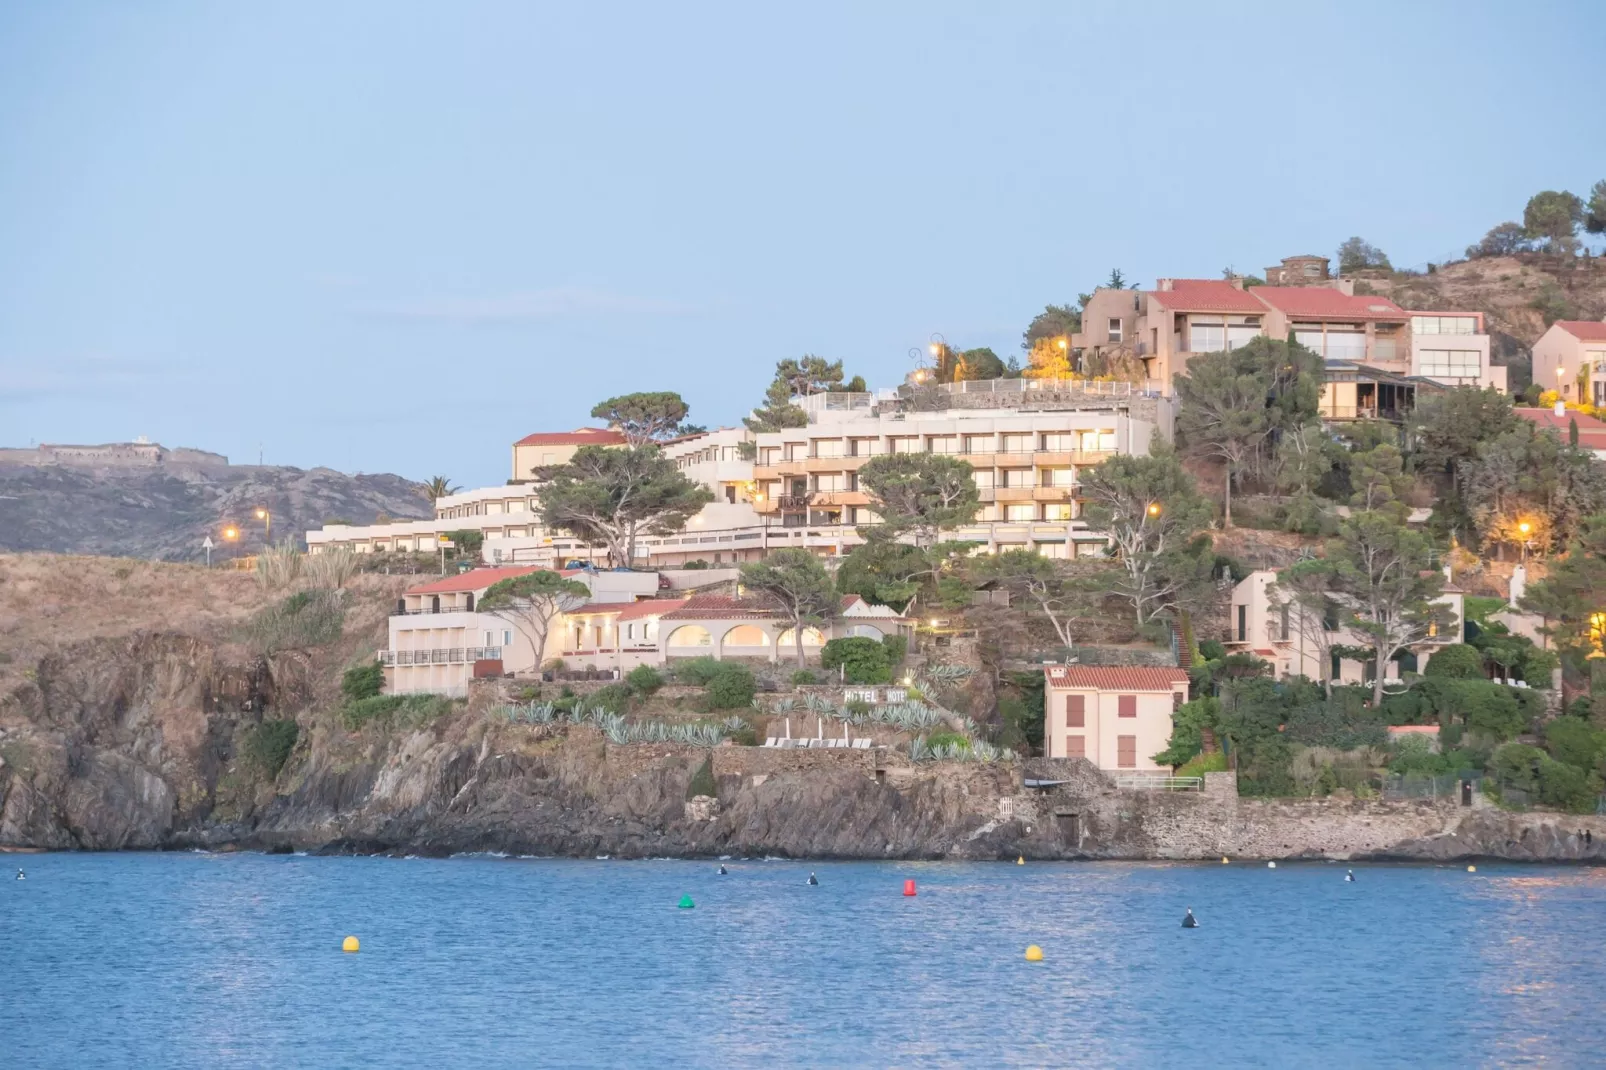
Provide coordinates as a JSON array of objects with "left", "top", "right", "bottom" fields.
[{"left": 2, "top": 2, "right": 1604, "bottom": 489}]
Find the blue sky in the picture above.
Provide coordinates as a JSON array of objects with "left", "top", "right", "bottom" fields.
[{"left": 2, "top": 2, "right": 1603, "bottom": 488}]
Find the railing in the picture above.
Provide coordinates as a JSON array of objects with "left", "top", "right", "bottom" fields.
[
  {"left": 379, "top": 646, "right": 502, "bottom": 666},
  {"left": 1114, "top": 775, "right": 1203, "bottom": 792},
  {"left": 778, "top": 494, "right": 813, "bottom": 509},
  {"left": 397, "top": 605, "right": 476, "bottom": 616},
  {"left": 936, "top": 378, "right": 1165, "bottom": 397},
  {"left": 1382, "top": 772, "right": 1480, "bottom": 801}
]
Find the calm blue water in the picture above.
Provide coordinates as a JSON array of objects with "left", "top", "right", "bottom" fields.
[{"left": 2, "top": 854, "right": 1602, "bottom": 1068}]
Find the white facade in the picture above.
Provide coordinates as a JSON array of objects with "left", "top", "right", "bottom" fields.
[{"left": 1408, "top": 313, "right": 1506, "bottom": 392}]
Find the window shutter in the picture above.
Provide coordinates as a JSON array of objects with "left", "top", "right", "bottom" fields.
[
  {"left": 1065, "top": 694, "right": 1085, "bottom": 727},
  {"left": 1065, "top": 735, "right": 1085, "bottom": 759},
  {"left": 1117, "top": 735, "right": 1136, "bottom": 768},
  {"left": 1118, "top": 695, "right": 1137, "bottom": 718}
]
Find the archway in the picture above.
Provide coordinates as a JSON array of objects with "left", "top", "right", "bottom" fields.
[
  {"left": 775, "top": 626, "right": 826, "bottom": 648},
  {"left": 721, "top": 625, "right": 771, "bottom": 653},
  {"left": 847, "top": 623, "right": 886, "bottom": 639},
  {"left": 666, "top": 625, "right": 714, "bottom": 650}
]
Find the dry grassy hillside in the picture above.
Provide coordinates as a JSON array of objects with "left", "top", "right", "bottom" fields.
[{"left": 0, "top": 553, "right": 408, "bottom": 695}]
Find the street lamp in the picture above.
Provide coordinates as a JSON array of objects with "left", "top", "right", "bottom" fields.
[
  {"left": 1518, "top": 520, "right": 1532, "bottom": 565},
  {"left": 255, "top": 507, "right": 271, "bottom": 544},
  {"left": 1146, "top": 502, "right": 1162, "bottom": 518},
  {"left": 222, "top": 526, "right": 239, "bottom": 543}
]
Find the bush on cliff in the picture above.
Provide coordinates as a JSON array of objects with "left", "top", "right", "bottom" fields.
[
  {"left": 245, "top": 589, "right": 345, "bottom": 654},
  {"left": 626, "top": 664, "right": 664, "bottom": 696},
  {"left": 704, "top": 664, "right": 756, "bottom": 710},
  {"left": 686, "top": 756, "right": 717, "bottom": 799},
  {"left": 820, "top": 637, "right": 894, "bottom": 684},
  {"left": 672, "top": 657, "right": 725, "bottom": 686},
  {"left": 340, "top": 693, "right": 453, "bottom": 731},
  {"left": 923, "top": 731, "right": 969, "bottom": 751},
  {"left": 1423, "top": 644, "right": 1485, "bottom": 679},
  {"left": 243, "top": 719, "right": 299, "bottom": 779},
  {"left": 1175, "top": 750, "right": 1228, "bottom": 778},
  {"left": 1545, "top": 716, "right": 1606, "bottom": 774},
  {"left": 341, "top": 661, "right": 385, "bottom": 702}
]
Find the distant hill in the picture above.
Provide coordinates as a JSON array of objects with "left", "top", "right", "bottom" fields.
[{"left": 0, "top": 445, "right": 431, "bottom": 560}]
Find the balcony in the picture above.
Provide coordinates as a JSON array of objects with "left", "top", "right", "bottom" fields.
[
  {"left": 778, "top": 494, "right": 813, "bottom": 510},
  {"left": 380, "top": 646, "right": 503, "bottom": 666}
]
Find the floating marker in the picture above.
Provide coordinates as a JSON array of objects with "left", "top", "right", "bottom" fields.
[
  {"left": 1467, "top": 865, "right": 1476, "bottom": 873},
  {"left": 1017, "top": 856, "right": 1025, "bottom": 865},
  {"left": 1267, "top": 861, "right": 1276, "bottom": 869},
  {"left": 903, "top": 879, "right": 917, "bottom": 897},
  {"left": 678, "top": 894, "right": 695, "bottom": 909},
  {"left": 342, "top": 936, "right": 360, "bottom": 953},
  {"left": 1221, "top": 857, "right": 1229, "bottom": 864},
  {"left": 1024, "top": 944, "right": 1044, "bottom": 962}
]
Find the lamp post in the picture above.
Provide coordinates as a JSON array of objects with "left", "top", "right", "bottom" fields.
[
  {"left": 1518, "top": 520, "right": 1532, "bottom": 565},
  {"left": 255, "top": 507, "right": 271, "bottom": 546}
]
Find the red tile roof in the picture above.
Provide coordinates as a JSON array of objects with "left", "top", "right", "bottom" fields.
[
  {"left": 660, "top": 593, "right": 786, "bottom": 620},
  {"left": 1147, "top": 279, "right": 1267, "bottom": 314},
  {"left": 1043, "top": 666, "right": 1191, "bottom": 690},
  {"left": 1249, "top": 286, "right": 1408, "bottom": 322},
  {"left": 1555, "top": 320, "right": 1606, "bottom": 342},
  {"left": 406, "top": 566, "right": 542, "bottom": 596},
  {"left": 513, "top": 427, "right": 627, "bottom": 447},
  {"left": 566, "top": 598, "right": 689, "bottom": 620},
  {"left": 1514, "top": 407, "right": 1606, "bottom": 449}
]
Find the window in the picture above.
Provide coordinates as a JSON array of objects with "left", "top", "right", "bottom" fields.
[
  {"left": 759, "top": 447, "right": 781, "bottom": 465},
  {"left": 1227, "top": 324, "right": 1260, "bottom": 349},
  {"left": 1000, "top": 433, "right": 1032, "bottom": 453},
  {"left": 1237, "top": 604, "right": 1247, "bottom": 642},
  {"left": 1172, "top": 691, "right": 1183, "bottom": 711},
  {"left": 999, "top": 468, "right": 1031, "bottom": 487},
  {"left": 784, "top": 443, "right": 805, "bottom": 461},
  {"left": 1042, "top": 467, "right": 1076, "bottom": 487},
  {"left": 891, "top": 437, "right": 919, "bottom": 454},
  {"left": 1117, "top": 735, "right": 1137, "bottom": 768},
  {"left": 1043, "top": 503, "right": 1074, "bottom": 521},
  {"left": 1418, "top": 350, "right": 1481, "bottom": 379},
  {"left": 972, "top": 470, "right": 994, "bottom": 489},
  {"left": 1118, "top": 695, "right": 1137, "bottom": 718},
  {"left": 813, "top": 438, "right": 845, "bottom": 458},
  {"left": 850, "top": 438, "right": 882, "bottom": 457},
  {"left": 1279, "top": 605, "right": 1290, "bottom": 641},
  {"left": 1190, "top": 322, "right": 1226, "bottom": 353},
  {"left": 1107, "top": 318, "right": 1123, "bottom": 343},
  {"left": 813, "top": 473, "right": 845, "bottom": 492},
  {"left": 1065, "top": 694, "right": 1085, "bottom": 727},
  {"left": 503, "top": 630, "right": 512, "bottom": 647},
  {"left": 1065, "top": 735, "right": 1086, "bottom": 758},
  {"left": 1412, "top": 316, "right": 1476, "bottom": 335},
  {"left": 1041, "top": 432, "right": 1078, "bottom": 451},
  {"left": 1004, "top": 504, "right": 1037, "bottom": 521},
  {"left": 928, "top": 435, "right": 959, "bottom": 454},
  {"left": 962, "top": 434, "right": 993, "bottom": 454},
  {"left": 484, "top": 630, "right": 494, "bottom": 647}
]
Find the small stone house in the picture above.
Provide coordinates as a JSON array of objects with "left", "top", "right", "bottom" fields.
[{"left": 1042, "top": 666, "right": 1190, "bottom": 773}]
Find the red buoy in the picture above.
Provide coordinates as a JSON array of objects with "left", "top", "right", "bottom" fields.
[{"left": 903, "top": 879, "right": 917, "bottom": 897}]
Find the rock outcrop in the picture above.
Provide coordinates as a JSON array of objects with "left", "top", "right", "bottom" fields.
[{"left": 4, "top": 633, "right": 1605, "bottom": 862}]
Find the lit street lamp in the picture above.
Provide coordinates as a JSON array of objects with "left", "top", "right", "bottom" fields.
[
  {"left": 1146, "top": 502, "right": 1162, "bottom": 518},
  {"left": 1518, "top": 520, "right": 1532, "bottom": 565},
  {"left": 255, "top": 507, "right": 271, "bottom": 544}
]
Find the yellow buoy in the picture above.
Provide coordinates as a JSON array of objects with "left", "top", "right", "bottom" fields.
[
  {"left": 1024, "top": 944, "right": 1044, "bottom": 962},
  {"left": 1017, "top": 856, "right": 1025, "bottom": 865},
  {"left": 1467, "top": 865, "right": 1476, "bottom": 873},
  {"left": 342, "top": 936, "right": 360, "bottom": 953},
  {"left": 1221, "top": 857, "right": 1229, "bottom": 864}
]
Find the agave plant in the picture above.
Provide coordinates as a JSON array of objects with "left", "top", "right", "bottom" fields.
[
  {"left": 770, "top": 697, "right": 799, "bottom": 714},
  {"left": 802, "top": 693, "right": 837, "bottom": 714}
]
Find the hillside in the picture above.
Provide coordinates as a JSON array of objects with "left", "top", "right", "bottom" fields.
[
  {"left": 1359, "top": 254, "right": 1606, "bottom": 387},
  {"left": 0, "top": 457, "right": 430, "bottom": 561}
]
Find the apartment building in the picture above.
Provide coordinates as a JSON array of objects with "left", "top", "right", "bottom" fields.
[
  {"left": 1223, "top": 568, "right": 1464, "bottom": 685},
  {"left": 749, "top": 384, "right": 1172, "bottom": 558},
  {"left": 1531, "top": 320, "right": 1606, "bottom": 406},
  {"left": 381, "top": 566, "right": 658, "bottom": 695},
  {"left": 1072, "top": 264, "right": 1502, "bottom": 420},
  {"left": 510, "top": 427, "right": 626, "bottom": 482},
  {"left": 1042, "top": 666, "right": 1190, "bottom": 772}
]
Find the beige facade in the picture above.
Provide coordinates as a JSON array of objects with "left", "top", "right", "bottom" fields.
[
  {"left": 510, "top": 427, "right": 625, "bottom": 482},
  {"left": 1226, "top": 569, "right": 1464, "bottom": 686},
  {"left": 1043, "top": 666, "right": 1190, "bottom": 772},
  {"left": 654, "top": 593, "right": 914, "bottom": 665},
  {"left": 1531, "top": 320, "right": 1606, "bottom": 406}
]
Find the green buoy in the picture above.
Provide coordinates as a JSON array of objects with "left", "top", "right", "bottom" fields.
[{"left": 678, "top": 894, "right": 695, "bottom": 909}]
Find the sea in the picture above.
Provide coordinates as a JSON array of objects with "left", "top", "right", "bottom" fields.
[{"left": 2, "top": 853, "right": 1602, "bottom": 1068}]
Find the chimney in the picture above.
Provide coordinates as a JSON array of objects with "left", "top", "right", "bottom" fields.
[
  {"left": 1509, "top": 565, "right": 1526, "bottom": 608},
  {"left": 1228, "top": 276, "right": 1245, "bottom": 290},
  {"left": 1156, "top": 278, "right": 1174, "bottom": 292}
]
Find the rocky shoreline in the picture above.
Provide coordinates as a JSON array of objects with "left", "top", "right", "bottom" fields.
[{"left": 3, "top": 633, "right": 1604, "bottom": 863}]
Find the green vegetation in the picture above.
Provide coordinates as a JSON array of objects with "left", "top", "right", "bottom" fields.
[
  {"left": 245, "top": 589, "right": 345, "bottom": 654},
  {"left": 739, "top": 549, "right": 839, "bottom": 667},
  {"left": 341, "top": 661, "right": 385, "bottom": 702},
  {"left": 1423, "top": 644, "right": 1484, "bottom": 679},
  {"left": 478, "top": 571, "right": 592, "bottom": 669},
  {"left": 703, "top": 664, "right": 756, "bottom": 710},
  {"left": 923, "top": 731, "right": 969, "bottom": 750},
  {"left": 242, "top": 719, "right": 299, "bottom": 779},
  {"left": 1175, "top": 750, "right": 1228, "bottom": 778},
  {"left": 744, "top": 356, "right": 848, "bottom": 433},
  {"left": 686, "top": 755, "right": 718, "bottom": 799},
  {"left": 626, "top": 664, "right": 664, "bottom": 696},
  {"left": 856, "top": 453, "right": 982, "bottom": 549},
  {"left": 341, "top": 693, "right": 455, "bottom": 731},
  {"left": 590, "top": 392, "right": 692, "bottom": 446},
  {"left": 819, "top": 636, "right": 895, "bottom": 684},
  {"left": 790, "top": 669, "right": 818, "bottom": 685}
]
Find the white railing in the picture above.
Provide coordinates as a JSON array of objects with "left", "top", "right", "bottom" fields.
[
  {"left": 936, "top": 378, "right": 1166, "bottom": 397},
  {"left": 1114, "top": 775, "right": 1203, "bottom": 792},
  {"left": 379, "top": 646, "right": 502, "bottom": 666}
]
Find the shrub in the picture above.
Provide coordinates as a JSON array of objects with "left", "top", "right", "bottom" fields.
[
  {"left": 704, "top": 664, "right": 756, "bottom": 710},
  {"left": 245, "top": 589, "right": 344, "bottom": 654},
  {"left": 819, "top": 637, "right": 893, "bottom": 684},
  {"left": 341, "top": 662, "right": 385, "bottom": 702},
  {"left": 1424, "top": 644, "right": 1484, "bottom": 679},
  {"left": 673, "top": 657, "right": 726, "bottom": 686},
  {"left": 1388, "top": 733, "right": 1446, "bottom": 776},
  {"left": 844, "top": 698, "right": 872, "bottom": 718},
  {"left": 586, "top": 683, "right": 633, "bottom": 713},
  {"left": 626, "top": 664, "right": 664, "bottom": 696},
  {"left": 303, "top": 548, "right": 358, "bottom": 590},
  {"left": 882, "top": 634, "right": 908, "bottom": 667},
  {"left": 790, "top": 669, "right": 818, "bottom": 686},
  {"left": 1537, "top": 759, "right": 1603, "bottom": 813},
  {"left": 924, "top": 731, "right": 969, "bottom": 750},
  {"left": 243, "top": 719, "right": 299, "bottom": 778},
  {"left": 341, "top": 693, "right": 453, "bottom": 731},
  {"left": 1487, "top": 742, "right": 1546, "bottom": 793},
  {"left": 686, "top": 756, "right": 717, "bottom": 799},
  {"left": 1198, "top": 639, "right": 1227, "bottom": 662},
  {"left": 1175, "top": 751, "right": 1228, "bottom": 778},
  {"left": 1545, "top": 717, "right": 1606, "bottom": 772}
]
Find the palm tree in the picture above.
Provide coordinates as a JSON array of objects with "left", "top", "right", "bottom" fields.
[{"left": 423, "top": 475, "right": 460, "bottom": 502}]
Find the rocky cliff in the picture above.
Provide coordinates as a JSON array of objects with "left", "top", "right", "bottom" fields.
[{"left": 3, "top": 631, "right": 1603, "bottom": 862}]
